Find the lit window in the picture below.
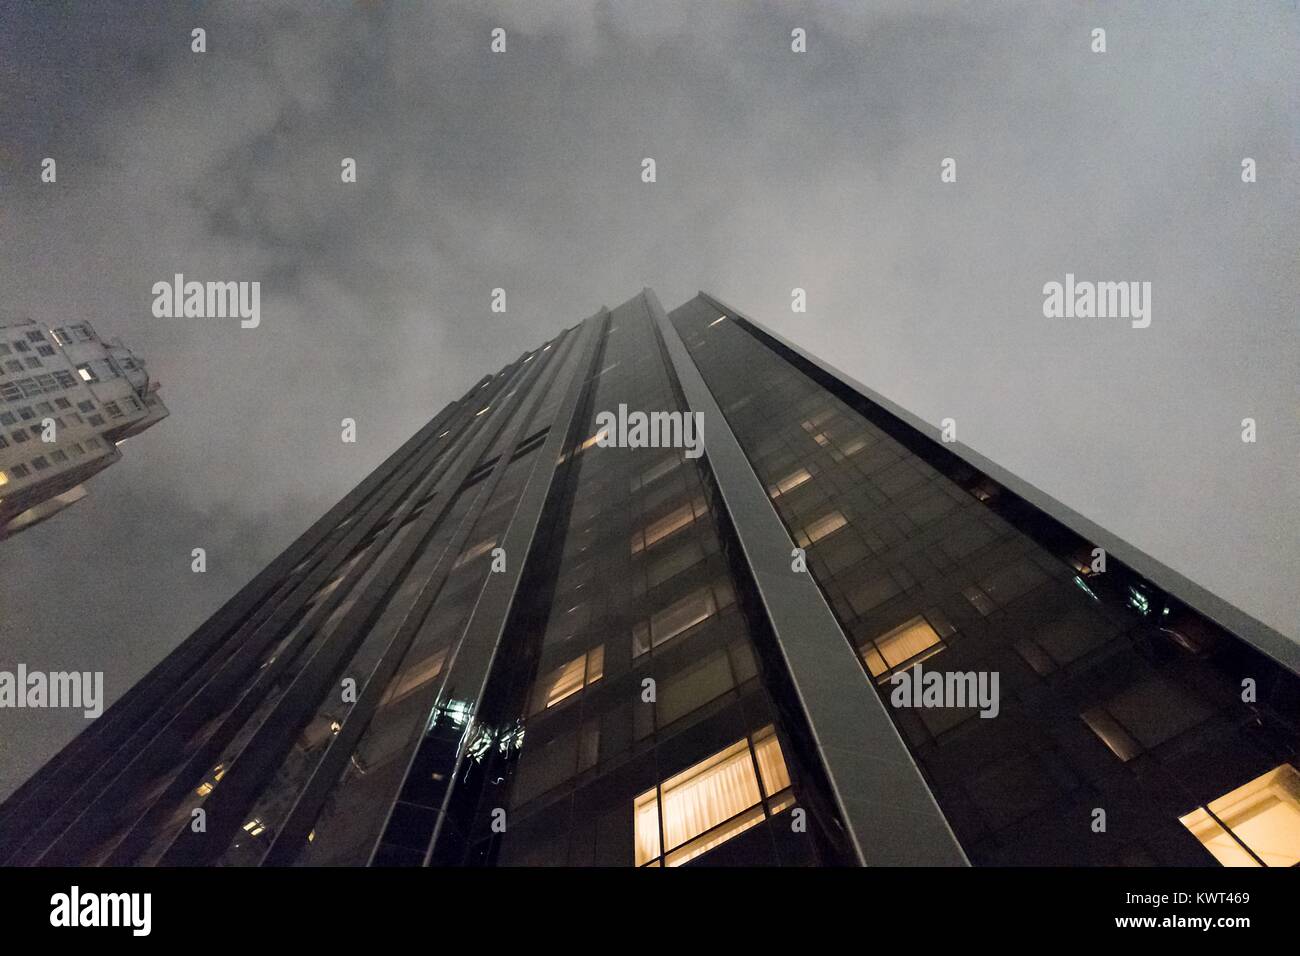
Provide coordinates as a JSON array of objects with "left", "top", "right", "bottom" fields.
[
  {"left": 530, "top": 645, "right": 605, "bottom": 713},
  {"left": 634, "top": 726, "right": 792, "bottom": 867},
  {"left": 768, "top": 467, "right": 812, "bottom": 498},
  {"left": 242, "top": 818, "right": 266, "bottom": 837},
  {"left": 0, "top": 471, "right": 7, "bottom": 488},
  {"left": 859, "top": 615, "right": 945, "bottom": 681},
  {"left": 631, "top": 497, "right": 707, "bottom": 554},
  {"left": 794, "top": 510, "right": 846, "bottom": 547},
  {"left": 77, "top": 366, "right": 95, "bottom": 382},
  {"left": 1180, "top": 765, "right": 1300, "bottom": 867},
  {"left": 632, "top": 584, "right": 732, "bottom": 657}
]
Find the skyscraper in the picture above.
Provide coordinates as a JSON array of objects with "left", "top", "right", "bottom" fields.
[
  {"left": 0, "top": 317, "right": 168, "bottom": 540},
  {"left": 3, "top": 290, "right": 1296, "bottom": 868}
]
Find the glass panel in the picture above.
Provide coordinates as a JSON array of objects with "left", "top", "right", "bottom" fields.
[
  {"left": 752, "top": 727, "right": 791, "bottom": 797},
  {"left": 659, "top": 739, "right": 761, "bottom": 853},
  {"left": 665, "top": 805, "right": 765, "bottom": 867},
  {"left": 633, "top": 790, "right": 660, "bottom": 866},
  {"left": 795, "top": 510, "right": 846, "bottom": 547},
  {"left": 866, "top": 615, "right": 944, "bottom": 677},
  {"left": 1180, "top": 765, "right": 1300, "bottom": 867}
]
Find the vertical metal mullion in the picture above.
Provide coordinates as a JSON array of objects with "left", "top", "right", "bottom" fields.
[
  {"left": 96, "top": 415, "right": 478, "bottom": 866},
  {"left": 157, "top": 349, "right": 555, "bottom": 865},
  {"left": 0, "top": 401, "right": 467, "bottom": 853},
  {"left": 0, "top": 400, "right": 467, "bottom": 827},
  {"left": 645, "top": 288, "right": 968, "bottom": 867},
  {"left": 27, "top": 388, "right": 491, "bottom": 866},
  {"left": 417, "top": 311, "right": 608, "bottom": 865},
  {"left": 262, "top": 337, "right": 585, "bottom": 865}
]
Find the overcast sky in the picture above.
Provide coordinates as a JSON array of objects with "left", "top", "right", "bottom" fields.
[{"left": 1, "top": 1, "right": 1296, "bottom": 800}]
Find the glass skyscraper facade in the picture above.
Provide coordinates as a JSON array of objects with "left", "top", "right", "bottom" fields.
[{"left": 3, "top": 290, "right": 1297, "bottom": 868}]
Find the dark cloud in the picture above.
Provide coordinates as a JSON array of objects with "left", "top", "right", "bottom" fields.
[{"left": 1, "top": 0, "right": 1296, "bottom": 799}]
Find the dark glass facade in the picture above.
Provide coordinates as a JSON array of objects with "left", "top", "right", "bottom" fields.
[{"left": 2, "top": 290, "right": 1296, "bottom": 868}]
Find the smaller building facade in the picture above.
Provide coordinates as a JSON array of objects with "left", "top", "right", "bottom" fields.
[{"left": 0, "top": 316, "right": 168, "bottom": 539}]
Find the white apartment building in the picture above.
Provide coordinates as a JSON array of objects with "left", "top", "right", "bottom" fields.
[{"left": 0, "top": 316, "right": 168, "bottom": 539}]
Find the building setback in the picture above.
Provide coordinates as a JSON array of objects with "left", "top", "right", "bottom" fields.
[
  {"left": 0, "top": 317, "right": 168, "bottom": 539},
  {"left": 1, "top": 290, "right": 1296, "bottom": 867}
]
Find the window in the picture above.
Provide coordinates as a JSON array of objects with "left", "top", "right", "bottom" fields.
[
  {"left": 631, "top": 496, "right": 708, "bottom": 554},
  {"left": 630, "top": 453, "right": 682, "bottom": 492},
  {"left": 0, "top": 413, "right": 11, "bottom": 426},
  {"left": 103, "top": 401, "right": 123, "bottom": 419},
  {"left": 87, "top": 414, "right": 105, "bottom": 427},
  {"left": 1179, "top": 765, "right": 1300, "bottom": 867},
  {"left": 652, "top": 646, "right": 754, "bottom": 731},
  {"left": 77, "top": 400, "right": 95, "bottom": 412},
  {"left": 36, "top": 345, "right": 55, "bottom": 357},
  {"left": 51, "top": 328, "right": 70, "bottom": 346},
  {"left": 54, "top": 398, "right": 70, "bottom": 409},
  {"left": 529, "top": 645, "right": 604, "bottom": 713},
  {"left": 645, "top": 537, "right": 706, "bottom": 589},
  {"left": 859, "top": 615, "right": 946, "bottom": 681},
  {"left": 634, "top": 726, "right": 792, "bottom": 867},
  {"left": 77, "top": 365, "right": 97, "bottom": 383},
  {"left": 632, "top": 581, "right": 733, "bottom": 657},
  {"left": 0, "top": 469, "right": 7, "bottom": 486},
  {"left": 50, "top": 449, "right": 68, "bottom": 463},
  {"left": 24, "top": 356, "right": 41, "bottom": 369},
  {"left": 12, "top": 340, "right": 29, "bottom": 353},
  {"left": 54, "top": 371, "right": 76, "bottom": 389},
  {"left": 11, "top": 430, "right": 28, "bottom": 443},
  {"left": 10, "top": 463, "right": 30, "bottom": 478},
  {"left": 31, "top": 456, "right": 50, "bottom": 471},
  {"left": 768, "top": 467, "right": 812, "bottom": 498},
  {"left": 25, "top": 331, "right": 44, "bottom": 343},
  {"left": 794, "top": 509, "right": 847, "bottom": 547},
  {"left": 0, "top": 435, "right": 6, "bottom": 448}
]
